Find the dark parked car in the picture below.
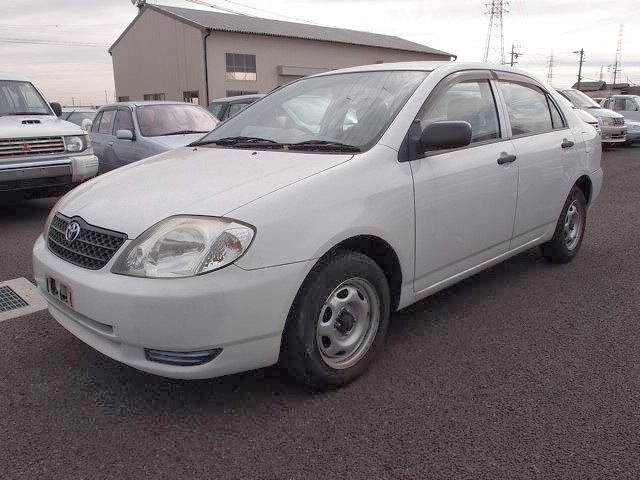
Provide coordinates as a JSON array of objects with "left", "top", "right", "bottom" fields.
[
  {"left": 207, "top": 94, "right": 264, "bottom": 121},
  {"left": 60, "top": 108, "right": 98, "bottom": 130}
]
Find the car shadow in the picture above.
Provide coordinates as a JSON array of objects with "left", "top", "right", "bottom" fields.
[
  {"left": 51, "top": 246, "right": 557, "bottom": 415},
  {"left": 0, "top": 197, "right": 56, "bottom": 225}
]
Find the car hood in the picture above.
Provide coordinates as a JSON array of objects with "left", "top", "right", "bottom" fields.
[
  {"left": 56, "top": 146, "right": 352, "bottom": 237},
  {"left": 580, "top": 107, "right": 623, "bottom": 120},
  {"left": 0, "top": 114, "right": 84, "bottom": 138},
  {"left": 573, "top": 108, "right": 598, "bottom": 124},
  {"left": 147, "top": 133, "right": 209, "bottom": 150}
]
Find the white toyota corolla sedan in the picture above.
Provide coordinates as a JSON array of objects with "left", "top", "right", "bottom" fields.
[{"left": 33, "top": 62, "right": 603, "bottom": 389}]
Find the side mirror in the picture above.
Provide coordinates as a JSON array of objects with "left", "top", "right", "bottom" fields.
[
  {"left": 421, "top": 121, "right": 472, "bottom": 151},
  {"left": 115, "top": 129, "right": 134, "bottom": 140},
  {"left": 81, "top": 118, "right": 93, "bottom": 132},
  {"left": 50, "top": 102, "right": 62, "bottom": 117}
]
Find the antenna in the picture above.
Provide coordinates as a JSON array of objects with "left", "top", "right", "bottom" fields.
[
  {"left": 131, "top": 0, "right": 146, "bottom": 8},
  {"left": 546, "top": 53, "right": 554, "bottom": 85},
  {"left": 483, "top": 0, "right": 509, "bottom": 64}
]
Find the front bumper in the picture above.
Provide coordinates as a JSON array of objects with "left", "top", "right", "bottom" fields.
[
  {"left": 33, "top": 235, "right": 312, "bottom": 379},
  {"left": 600, "top": 125, "right": 627, "bottom": 143},
  {"left": 0, "top": 153, "right": 98, "bottom": 192}
]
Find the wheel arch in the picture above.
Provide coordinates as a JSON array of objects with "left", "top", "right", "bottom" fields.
[{"left": 574, "top": 174, "right": 593, "bottom": 205}]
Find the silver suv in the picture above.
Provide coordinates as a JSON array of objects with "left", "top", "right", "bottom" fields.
[
  {"left": 600, "top": 95, "right": 640, "bottom": 144},
  {"left": 0, "top": 72, "right": 98, "bottom": 199},
  {"left": 557, "top": 88, "right": 626, "bottom": 146}
]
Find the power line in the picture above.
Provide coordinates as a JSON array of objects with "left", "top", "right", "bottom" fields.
[
  {"left": 217, "top": 0, "right": 327, "bottom": 26},
  {"left": 0, "top": 37, "right": 109, "bottom": 47}
]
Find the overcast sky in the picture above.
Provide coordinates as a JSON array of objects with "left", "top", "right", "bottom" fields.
[{"left": 1, "top": 0, "right": 638, "bottom": 105}]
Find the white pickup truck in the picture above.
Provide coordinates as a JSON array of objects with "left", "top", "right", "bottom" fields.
[{"left": 1, "top": 72, "right": 98, "bottom": 199}]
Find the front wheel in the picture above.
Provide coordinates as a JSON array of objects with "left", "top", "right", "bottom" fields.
[
  {"left": 280, "top": 250, "right": 391, "bottom": 389},
  {"left": 540, "top": 186, "right": 587, "bottom": 263}
]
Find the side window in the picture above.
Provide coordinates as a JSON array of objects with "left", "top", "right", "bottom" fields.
[
  {"left": 499, "top": 81, "right": 553, "bottom": 136},
  {"left": 208, "top": 103, "right": 225, "bottom": 119},
  {"left": 113, "top": 109, "right": 134, "bottom": 132},
  {"left": 547, "top": 95, "right": 566, "bottom": 129},
  {"left": 91, "top": 112, "right": 103, "bottom": 133},
  {"left": 227, "top": 102, "right": 250, "bottom": 119},
  {"left": 418, "top": 79, "right": 501, "bottom": 145},
  {"left": 98, "top": 110, "right": 115, "bottom": 134}
]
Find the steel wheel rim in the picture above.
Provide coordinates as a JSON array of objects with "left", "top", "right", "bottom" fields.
[
  {"left": 316, "top": 277, "right": 381, "bottom": 370},
  {"left": 564, "top": 200, "right": 583, "bottom": 251}
]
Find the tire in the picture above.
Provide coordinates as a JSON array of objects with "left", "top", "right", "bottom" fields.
[
  {"left": 280, "top": 250, "right": 391, "bottom": 389},
  {"left": 540, "top": 186, "right": 587, "bottom": 263}
]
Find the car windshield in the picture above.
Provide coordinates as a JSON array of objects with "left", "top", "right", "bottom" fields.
[
  {"left": 65, "top": 111, "right": 97, "bottom": 126},
  {"left": 136, "top": 104, "right": 218, "bottom": 137},
  {"left": 560, "top": 89, "right": 601, "bottom": 109},
  {"left": 0, "top": 80, "right": 51, "bottom": 116},
  {"left": 196, "top": 70, "right": 429, "bottom": 151}
]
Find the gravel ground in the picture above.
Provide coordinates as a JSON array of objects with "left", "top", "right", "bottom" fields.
[{"left": 1, "top": 147, "right": 639, "bottom": 479}]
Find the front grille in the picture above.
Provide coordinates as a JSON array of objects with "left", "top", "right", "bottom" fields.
[
  {"left": 145, "top": 348, "right": 223, "bottom": 366},
  {"left": 0, "top": 136, "right": 65, "bottom": 158},
  {"left": 613, "top": 117, "right": 625, "bottom": 125},
  {"left": 0, "top": 175, "right": 71, "bottom": 192},
  {"left": 47, "top": 213, "right": 127, "bottom": 270}
]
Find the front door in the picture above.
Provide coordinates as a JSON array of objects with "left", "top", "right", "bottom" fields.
[
  {"left": 107, "top": 108, "right": 141, "bottom": 169},
  {"left": 411, "top": 73, "right": 518, "bottom": 292}
]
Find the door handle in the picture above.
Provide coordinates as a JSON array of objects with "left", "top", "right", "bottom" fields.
[
  {"left": 108, "top": 142, "right": 114, "bottom": 146},
  {"left": 561, "top": 139, "right": 574, "bottom": 148},
  {"left": 497, "top": 154, "right": 517, "bottom": 165}
]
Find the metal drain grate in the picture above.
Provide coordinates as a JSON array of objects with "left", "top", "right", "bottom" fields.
[{"left": 0, "top": 286, "right": 29, "bottom": 313}]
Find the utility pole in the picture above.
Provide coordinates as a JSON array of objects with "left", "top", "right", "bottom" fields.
[
  {"left": 508, "top": 42, "right": 522, "bottom": 67},
  {"left": 483, "top": 0, "right": 509, "bottom": 64},
  {"left": 546, "top": 53, "right": 554, "bottom": 85},
  {"left": 573, "top": 48, "right": 585, "bottom": 90},
  {"left": 599, "top": 66, "right": 603, "bottom": 82}
]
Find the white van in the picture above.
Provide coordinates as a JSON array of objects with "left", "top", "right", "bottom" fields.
[{"left": 0, "top": 72, "right": 98, "bottom": 199}]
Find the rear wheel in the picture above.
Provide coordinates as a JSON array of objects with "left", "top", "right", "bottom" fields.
[
  {"left": 541, "top": 186, "right": 587, "bottom": 263},
  {"left": 281, "top": 250, "right": 391, "bottom": 389}
]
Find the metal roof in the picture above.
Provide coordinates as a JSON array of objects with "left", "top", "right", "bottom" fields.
[
  {"left": 111, "top": 4, "right": 454, "bottom": 58},
  {"left": 571, "top": 81, "right": 606, "bottom": 92}
]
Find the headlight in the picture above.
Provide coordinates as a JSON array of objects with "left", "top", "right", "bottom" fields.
[
  {"left": 64, "top": 135, "right": 89, "bottom": 152},
  {"left": 111, "top": 216, "right": 255, "bottom": 278},
  {"left": 598, "top": 117, "right": 614, "bottom": 127}
]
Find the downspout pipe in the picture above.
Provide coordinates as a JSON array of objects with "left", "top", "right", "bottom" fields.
[{"left": 203, "top": 29, "right": 211, "bottom": 106}]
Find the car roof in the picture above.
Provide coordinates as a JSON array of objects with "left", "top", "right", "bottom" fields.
[
  {"left": 209, "top": 94, "right": 265, "bottom": 103},
  {"left": 312, "top": 61, "right": 538, "bottom": 77},
  {"left": 98, "top": 101, "right": 206, "bottom": 109},
  {"left": 0, "top": 72, "right": 30, "bottom": 82}
]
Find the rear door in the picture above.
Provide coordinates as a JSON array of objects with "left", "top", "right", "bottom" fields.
[
  {"left": 410, "top": 71, "right": 519, "bottom": 292},
  {"left": 495, "top": 73, "right": 576, "bottom": 249}
]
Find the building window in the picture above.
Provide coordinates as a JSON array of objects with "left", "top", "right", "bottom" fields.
[
  {"left": 226, "top": 90, "right": 258, "bottom": 97},
  {"left": 226, "top": 53, "right": 257, "bottom": 81},
  {"left": 183, "top": 91, "right": 199, "bottom": 104},
  {"left": 118, "top": 96, "right": 130, "bottom": 102},
  {"left": 143, "top": 93, "right": 165, "bottom": 101}
]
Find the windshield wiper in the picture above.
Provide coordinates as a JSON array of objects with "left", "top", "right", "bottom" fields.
[
  {"left": 190, "top": 136, "right": 284, "bottom": 148},
  {"left": 288, "top": 140, "right": 361, "bottom": 152},
  {"left": 162, "top": 130, "right": 210, "bottom": 136}
]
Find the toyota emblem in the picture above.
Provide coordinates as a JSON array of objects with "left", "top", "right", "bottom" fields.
[{"left": 65, "top": 221, "right": 81, "bottom": 242}]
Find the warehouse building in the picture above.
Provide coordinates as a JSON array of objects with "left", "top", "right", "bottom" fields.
[{"left": 109, "top": 4, "right": 455, "bottom": 106}]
